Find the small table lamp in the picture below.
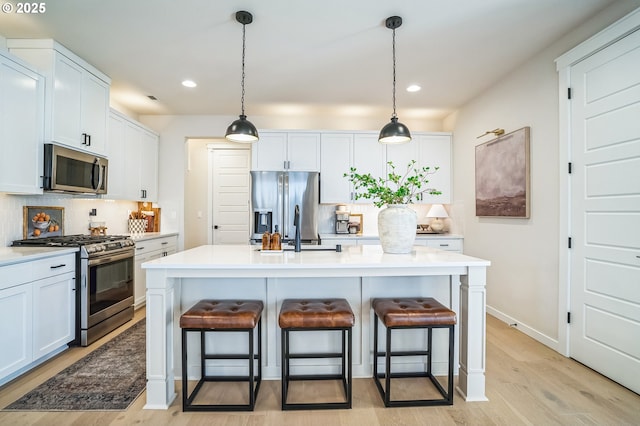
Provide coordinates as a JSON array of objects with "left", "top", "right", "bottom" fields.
[{"left": 426, "top": 204, "right": 449, "bottom": 233}]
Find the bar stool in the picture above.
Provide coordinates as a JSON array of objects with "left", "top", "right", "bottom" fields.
[
  {"left": 278, "top": 298, "right": 355, "bottom": 410},
  {"left": 372, "top": 297, "right": 456, "bottom": 407},
  {"left": 180, "top": 299, "right": 263, "bottom": 411}
]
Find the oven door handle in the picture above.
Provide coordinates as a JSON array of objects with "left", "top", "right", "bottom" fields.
[{"left": 88, "top": 250, "right": 134, "bottom": 266}]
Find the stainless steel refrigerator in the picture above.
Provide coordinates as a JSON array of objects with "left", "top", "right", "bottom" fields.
[{"left": 251, "top": 171, "right": 319, "bottom": 244}]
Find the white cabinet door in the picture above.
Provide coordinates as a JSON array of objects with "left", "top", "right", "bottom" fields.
[
  {"left": 352, "top": 133, "right": 386, "bottom": 204},
  {"left": 107, "top": 110, "right": 159, "bottom": 201},
  {"left": 32, "top": 273, "right": 75, "bottom": 359},
  {"left": 251, "top": 132, "right": 287, "bottom": 170},
  {"left": 106, "top": 113, "right": 127, "bottom": 199},
  {"left": 251, "top": 132, "right": 320, "bottom": 171},
  {"left": 0, "top": 284, "right": 33, "bottom": 380},
  {"left": 140, "top": 130, "right": 159, "bottom": 202},
  {"left": 418, "top": 134, "right": 452, "bottom": 204},
  {"left": 81, "top": 72, "right": 109, "bottom": 154},
  {"left": 287, "top": 132, "right": 320, "bottom": 171},
  {"left": 0, "top": 52, "right": 44, "bottom": 194},
  {"left": 51, "top": 53, "right": 84, "bottom": 148},
  {"left": 320, "top": 133, "right": 353, "bottom": 203},
  {"left": 385, "top": 140, "right": 418, "bottom": 172}
]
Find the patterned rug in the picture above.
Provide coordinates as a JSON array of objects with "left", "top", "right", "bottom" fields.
[{"left": 4, "top": 319, "right": 146, "bottom": 411}]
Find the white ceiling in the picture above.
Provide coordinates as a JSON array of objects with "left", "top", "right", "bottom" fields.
[{"left": 0, "top": 0, "right": 617, "bottom": 121}]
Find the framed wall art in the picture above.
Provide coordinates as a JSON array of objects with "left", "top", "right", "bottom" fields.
[
  {"left": 23, "top": 206, "right": 64, "bottom": 239},
  {"left": 475, "top": 127, "right": 530, "bottom": 218}
]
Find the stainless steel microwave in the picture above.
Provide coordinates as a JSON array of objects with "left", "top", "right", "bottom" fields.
[{"left": 44, "top": 144, "right": 108, "bottom": 194}]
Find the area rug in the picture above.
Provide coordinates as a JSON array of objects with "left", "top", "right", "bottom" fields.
[{"left": 4, "top": 319, "right": 146, "bottom": 411}]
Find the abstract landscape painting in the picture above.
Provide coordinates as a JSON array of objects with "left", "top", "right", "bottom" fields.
[{"left": 475, "top": 127, "right": 530, "bottom": 218}]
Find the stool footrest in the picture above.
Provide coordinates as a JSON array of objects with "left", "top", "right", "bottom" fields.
[
  {"left": 287, "top": 374, "right": 345, "bottom": 381},
  {"left": 287, "top": 352, "right": 344, "bottom": 359},
  {"left": 375, "top": 350, "right": 429, "bottom": 357},
  {"left": 203, "top": 354, "right": 259, "bottom": 360}
]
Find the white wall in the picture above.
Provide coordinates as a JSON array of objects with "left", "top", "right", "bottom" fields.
[{"left": 444, "top": 1, "right": 640, "bottom": 350}]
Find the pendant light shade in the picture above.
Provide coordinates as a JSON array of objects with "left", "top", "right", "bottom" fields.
[
  {"left": 379, "top": 16, "right": 411, "bottom": 145},
  {"left": 226, "top": 11, "right": 259, "bottom": 143}
]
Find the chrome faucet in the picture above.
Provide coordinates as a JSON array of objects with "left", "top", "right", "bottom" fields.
[{"left": 293, "top": 204, "right": 301, "bottom": 252}]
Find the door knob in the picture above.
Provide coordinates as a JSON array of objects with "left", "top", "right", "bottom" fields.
[{"left": 214, "top": 225, "right": 219, "bottom": 229}]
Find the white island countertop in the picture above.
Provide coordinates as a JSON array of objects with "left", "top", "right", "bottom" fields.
[
  {"left": 143, "top": 244, "right": 487, "bottom": 275},
  {"left": 142, "top": 244, "right": 490, "bottom": 409}
]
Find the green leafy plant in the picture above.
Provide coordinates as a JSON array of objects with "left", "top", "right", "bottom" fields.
[{"left": 344, "top": 160, "right": 441, "bottom": 208}]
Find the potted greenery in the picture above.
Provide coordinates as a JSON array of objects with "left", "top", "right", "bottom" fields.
[{"left": 344, "top": 160, "right": 440, "bottom": 253}]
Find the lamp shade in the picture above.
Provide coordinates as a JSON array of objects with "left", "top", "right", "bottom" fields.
[
  {"left": 379, "top": 117, "right": 412, "bottom": 144},
  {"left": 225, "top": 115, "right": 259, "bottom": 143},
  {"left": 426, "top": 204, "right": 449, "bottom": 218}
]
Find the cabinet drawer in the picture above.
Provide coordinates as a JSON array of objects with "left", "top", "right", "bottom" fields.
[
  {"left": 425, "top": 239, "right": 463, "bottom": 252},
  {"left": 31, "top": 254, "right": 75, "bottom": 279},
  {"left": 135, "top": 237, "right": 177, "bottom": 255}
]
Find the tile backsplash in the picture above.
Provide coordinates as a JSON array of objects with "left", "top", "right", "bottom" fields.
[{"left": 0, "top": 193, "right": 138, "bottom": 247}]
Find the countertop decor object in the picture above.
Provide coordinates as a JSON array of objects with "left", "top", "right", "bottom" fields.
[
  {"left": 378, "top": 16, "right": 411, "bottom": 144},
  {"left": 225, "top": 11, "right": 259, "bottom": 143},
  {"left": 23, "top": 206, "right": 63, "bottom": 239},
  {"left": 426, "top": 203, "right": 449, "bottom": 233},
  {"left": 345, "top": 160, "right": 441, "bottom": 253}
]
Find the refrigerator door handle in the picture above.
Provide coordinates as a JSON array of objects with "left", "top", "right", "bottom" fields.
[{"left": 283, "top": 173, "right": 290, "bottom": 238}]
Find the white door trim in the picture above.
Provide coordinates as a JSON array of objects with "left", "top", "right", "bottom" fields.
[{"left": 555, "top": 7, "right": 640, "bottom": 357}]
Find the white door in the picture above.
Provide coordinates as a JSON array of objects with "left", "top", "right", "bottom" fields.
[
  {"left": 569, "top": 28, "right": 640, "bottom": 394},
  {"left": 210, "top": 149, "right": 251, "bottom": 244}
]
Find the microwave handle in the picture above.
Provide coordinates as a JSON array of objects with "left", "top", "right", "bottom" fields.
[{"left": 92, "top": 158, "right": 104, "bottom": 191}]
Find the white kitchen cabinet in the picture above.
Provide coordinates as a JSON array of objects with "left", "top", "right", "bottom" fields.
[
  {"left": 0, "top": 50, "right": 45, "bottom": 194},
  {"left": 107, "top": 109, "right": 159, "bottom": 201},
  {"left": 321, "top": 234, "right": 463, "bottom": 252},
  {"left": 320, "top": 133, "right": 353, "bottom": 203},
  {"left": 385, "top": 133, "right": 452, "bottom": 204},
  {"left": 0, "top": 252, "right": 75, "bottom": 386},
  {"left": 320, "top": 132, "right": 386, "bottom": 204},
  {"left": 32, "top": 272, "right": 75, "bottom": 360},
  {"left": 8, "top": 39, "right": 110, "bottom": 156},
  {"left": 251, "top": 131, "right": 320, "bottom": 171},
  {"left": 133, "top": 235, "right": 178, "bottom": 308}
]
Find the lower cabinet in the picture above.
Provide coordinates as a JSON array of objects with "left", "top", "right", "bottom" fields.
[
  {"left": 0, "top": 252, "right": 75, "bottom": 386},
  {"left": 322, "top": 235, "right": 464, "bottom": 253},
  {"left": 134, "top": 235, "right": 178, "bottom": 308}
]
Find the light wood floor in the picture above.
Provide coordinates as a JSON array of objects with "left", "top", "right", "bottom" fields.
[{"left": 1, "top": 308, "right": 638, "bottom": 425}]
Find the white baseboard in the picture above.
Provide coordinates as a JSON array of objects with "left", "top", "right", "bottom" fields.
[{"left": 486, "top": 305, "right": 560, "bottom": 353}]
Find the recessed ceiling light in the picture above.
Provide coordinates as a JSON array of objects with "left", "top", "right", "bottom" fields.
[
  {"left": 406, "top": 84, "right": 421, "bottom": 92},
  {"left": 182, "top": 80, "right": 197, "bottom": 88}
]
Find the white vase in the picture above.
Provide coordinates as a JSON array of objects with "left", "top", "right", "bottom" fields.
[{"left": 377, "top": 204, "right": 417, "bottom": 254}]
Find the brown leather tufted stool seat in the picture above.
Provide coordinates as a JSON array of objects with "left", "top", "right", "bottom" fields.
[
  {"left": 180, "top": 299, "right": 263, "bottom": 411},
  {"left": 279, "top": 298, "right": 355, "bottom": 410},
  {"left": 372, "top": 297, "right": 456, "bottom": 407}
]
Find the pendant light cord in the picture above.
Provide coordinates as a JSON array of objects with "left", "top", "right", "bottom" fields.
[
  {"left": 240, "top": 22, "right": 247, "bottom": 116},
  {"left": 391, "top": 27, "right": 397, "bottom": 119}
]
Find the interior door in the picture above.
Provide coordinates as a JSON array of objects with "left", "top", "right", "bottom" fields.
[
  {"left": 569, "top": 28, "right": 640, "bottom": 394},
  {"left": 210, "top": 149, "right": 251, "bottom": 244}
]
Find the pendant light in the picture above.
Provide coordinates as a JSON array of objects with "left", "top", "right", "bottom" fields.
[
  {"left": 379, "top": 16, "right": 411, "bottom": 144},
  {"left": 225, "top": 11, "right": 259, "bottom": 143}
]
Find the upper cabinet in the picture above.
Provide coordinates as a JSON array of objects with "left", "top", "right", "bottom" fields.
[
  {"left": 320, "top": 132, "right": 387, "bottom": 204},
  {"left": 8, "top": 39, "right": 110, "bottom": 156},
  {"left": 107, "top": 109, "right": 159, "bottom": 202},
  {"left": 251, "top": 131, "right": 320, "bottom": 171},
  {"left": 321, "top": 131, "right": 452, "bottom": 204},
  {"left": 385, "top": 133, "right": 452, "bottom": 204},
  {"left": 0, "top": 50, "right": 45, "bottom": 195}
]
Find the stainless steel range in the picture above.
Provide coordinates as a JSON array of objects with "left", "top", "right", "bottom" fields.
[{"left": 13, "top": 234, "right": 135, "bottom": 346}]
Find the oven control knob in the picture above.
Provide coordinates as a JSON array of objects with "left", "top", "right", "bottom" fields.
[{"left": 87, "top": 245, "right": 96, "bottom": 254}]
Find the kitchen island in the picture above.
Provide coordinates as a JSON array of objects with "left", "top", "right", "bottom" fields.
[{"left": 142, "top": 244, "right": 490, "bottom": 409}]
